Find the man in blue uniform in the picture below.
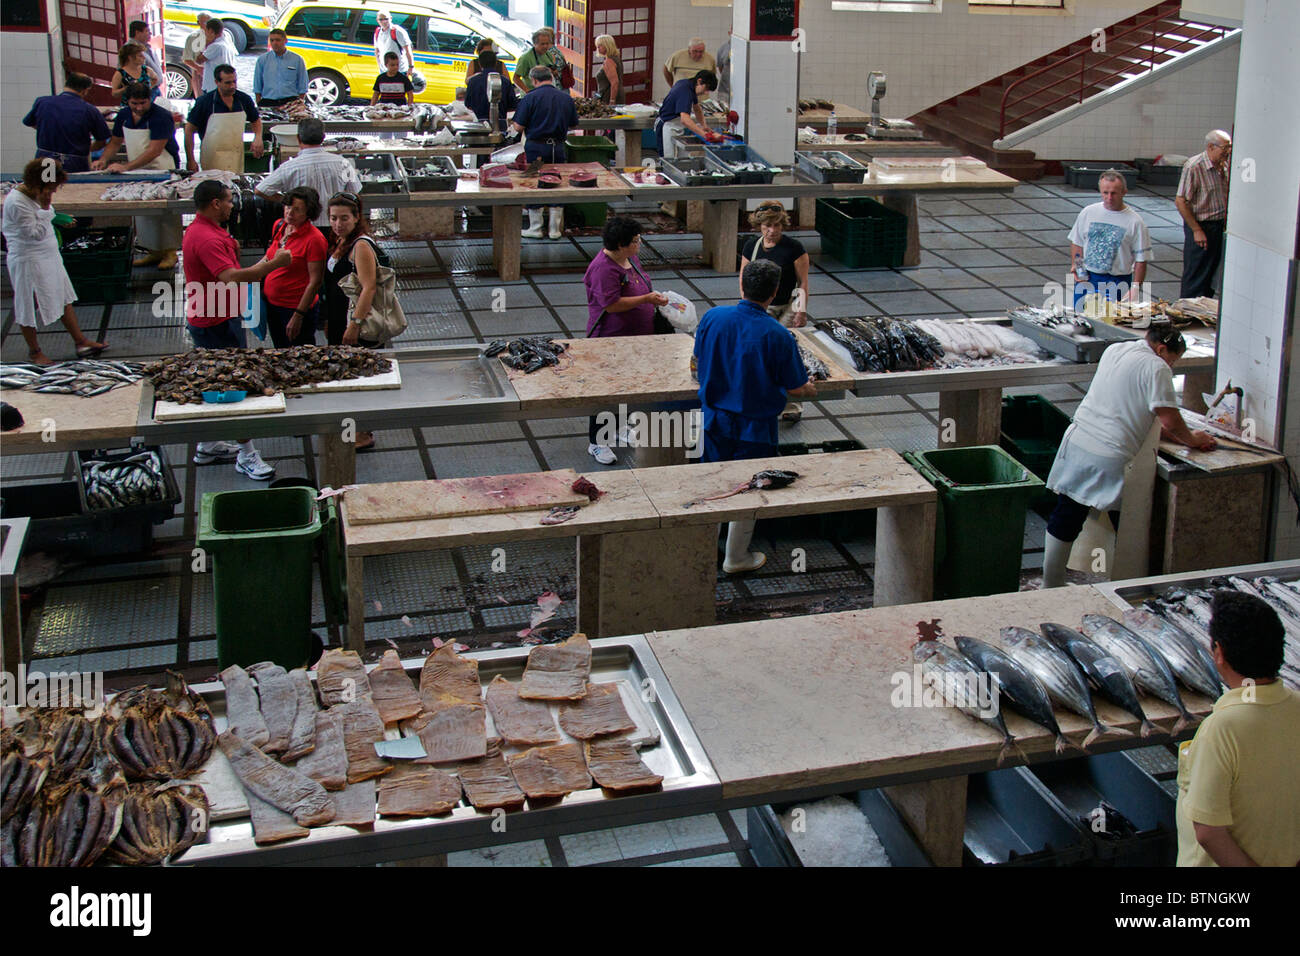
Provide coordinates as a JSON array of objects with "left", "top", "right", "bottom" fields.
[
  {"left": 656, "top": 69, "right": 721, "bottom": 158},
  {"left": 694, "top": 259, "right": 817, "bottom": 573},
  {"left": 466, "top": 50, "right": 518, "bottom": 132},
  {"left": 511, "top": 66, "right": 579, "bottom": 240},
  {"left": 22, "top": 72, "right": 111, "bottom": 173}
]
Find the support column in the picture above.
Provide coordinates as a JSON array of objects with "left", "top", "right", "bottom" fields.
[
  {"left": 882, "top": 776, "right": 968, "bottom": 867},
  {"left": 322, "top": 434, "right": 356, "bottom": 488},
  {"left": 937, "top": 388, "right": 1003, "bottom": 447},
  {"left": 492, "top": 205, "right": 522, "bottom": 280},
  {"left": 346, "top": 553, "right": 366, "bottom": 652},
  {"left": 874, "top": 500, "right": 935, "bottom": 607},
  {"left": 586, "top": 527, "right": 717, "bottom": 638}
]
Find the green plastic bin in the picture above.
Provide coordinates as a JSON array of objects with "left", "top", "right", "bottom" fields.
[
  {"left": 1000, "top": 394, "right": 1071, "bottom": 513},
  {"left": 565, "top": 133, "right": 617, "bottom": 165},
  {"left": 198, "top": 487, "right": 325, "bottom": 670},
  {"left": 903, "top": 446, "right": 1043, "bottom": 599}
]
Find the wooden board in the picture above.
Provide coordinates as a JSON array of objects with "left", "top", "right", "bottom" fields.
[
  {"left": 633, "top": 448, "right": 935, "bottom": 526},
  {"left": 1159, "top": 440, "right": 1284, "bottom": 474},
  {"left": 0, "top": 382, "right": 144, "bottom": 449},
  {"left": 647, "top": 587, "right": 1212, "bottom": 800},
  {"left": 344, "top": 469, "right": 589, "bottom": 526},
  {"left": 286, "top": 359, "right": 403, "bottom": 394},
  {"left": 153, "top": 392, "right": 286, "bottom": 421}
]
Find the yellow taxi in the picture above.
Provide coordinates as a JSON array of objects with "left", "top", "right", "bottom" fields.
[
  {"left": 163, "top": 1, "right": 274, "bottom": 53},
  {"left": 274, "top": 0, "right": 521, "bottom": 106}
]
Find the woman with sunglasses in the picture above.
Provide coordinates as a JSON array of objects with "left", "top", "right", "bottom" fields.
[
  {"left": 1041, "top": 325, "right": 1216, "bottom": 588},
  {"left": 322, "top": 191, "right": 382, "bottom": 450},
  {"left": 739, "top": 200, "right": 809, "bottom": 422}
]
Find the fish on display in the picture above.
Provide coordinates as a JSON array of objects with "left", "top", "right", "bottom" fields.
[
  {"left": 955, "top": 635, "right": 1079, "bottom": 755},
  {"left": 1120, "top": 608, "right": 1223, "bottom": 699},
  {"left": 1079, "top": 614, "right": 1198, "bottom": 734},
  {"left": 685, "top": 469, "right": 799, "bottom": 507},
  {"left": 1040, "top": 623, "right": 1157, "bottom": 737},
  {"left": 999, "top": 626, "right": 1128, "bottom": 749},
  {"left": 913, "top": 639, "right": 1022, "bottom": 766}
]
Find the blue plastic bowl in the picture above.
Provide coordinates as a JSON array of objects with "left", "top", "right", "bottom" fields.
[{"left": 201, "top": 390, "right": 247, "bottom": 404}]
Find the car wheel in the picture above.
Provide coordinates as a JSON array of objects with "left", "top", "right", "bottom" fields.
[
  {"left": 225, "top": 24, "right": 248, "bottom": 54},
  {"left": 164, "top": 65, "right": 193, "bottom": 100},
  {"left": 307, "top": 70, "right": 348, "bottom": 107}
]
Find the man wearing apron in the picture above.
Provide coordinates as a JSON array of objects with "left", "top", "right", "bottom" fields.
[
  {"left": 184, "top": 65, "right": 263, "bottom": 174},
  {"left": 655, "top": 70, "right": 721, "bottom": 159},
  {"left": 1041, "top": 327, "right": 1216, "bottom": 588},
  {"left": 93, "top": 83, "right": 184, "bottom": 270},
  {"left": 510, "top": 66, "right": 579, "bottom": 240}
]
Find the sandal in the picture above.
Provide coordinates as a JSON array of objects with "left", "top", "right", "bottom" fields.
[
  {"left": 75, "top": 342, "right": 109, "bottom": 358},
  {"left": 28, "top": 350, "right": 54, "bottom": 367}
]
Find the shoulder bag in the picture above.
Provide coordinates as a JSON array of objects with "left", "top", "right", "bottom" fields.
[{"left": 337, "top": 236, "right": 407, "bottom": 343}]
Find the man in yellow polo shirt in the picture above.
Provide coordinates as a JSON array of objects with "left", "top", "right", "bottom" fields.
[{"left": 1175, "top": 589, "right": 1300, "bottom": 866}]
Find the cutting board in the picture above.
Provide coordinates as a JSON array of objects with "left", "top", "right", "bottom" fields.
[
  {"left": 286, "top": 359, "right": 402, "bottom": 394},
  {"left": 345, "top": 469, "right": 589, "bottom": 525},
  {"left": 153, "top": 393, "right": 286, "bottom": 421}
]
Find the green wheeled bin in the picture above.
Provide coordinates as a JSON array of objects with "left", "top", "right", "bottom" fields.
[
  {"left": 198, "top": 487, "right": 326, "bottom": 670},
  {"left": 903, "top": 446, "right": 1044, "bottom": 599}
]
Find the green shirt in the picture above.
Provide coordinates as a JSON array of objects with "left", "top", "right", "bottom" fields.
[{"left": 513, "top": 47, "right": 564, "bottom": 91}]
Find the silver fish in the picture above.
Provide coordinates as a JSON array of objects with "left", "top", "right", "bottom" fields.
[
  {"left": 1041, "top": 623, "right": 1157, "bottom": 738},
  {"left": 956, "top": 635, "right": 1078, "bottom": 755},
  {"left": 913, "top": 640, "right": 1022, "bottom": 765},
  {"left": 1080, "top": 614, "right": 1197, "bottom": 734},
  {"left": 1122, "top": 608, "right": 1223, "bottom": 699},
  {"left": 1000, "top": 626, "right": 1127, "bottom": 749}
]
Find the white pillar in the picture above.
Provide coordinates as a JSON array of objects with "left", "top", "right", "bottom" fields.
[
  {"left": 1213, "top": 0, "right": 1300, "bottom": 558},
  {"left": 730, "top": 0, "right": 799, "bottom": 166}
]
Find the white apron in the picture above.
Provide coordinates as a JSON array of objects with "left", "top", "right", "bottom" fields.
[
  {"left": 1068, "top": 421, "right": 1160, "bottom": 580},
  {"left": 2, "top": 191, "right": 76, "bottom": 327},
  {"left": 124, "top": 124, "right": 183, "bottom": 250},
  {"left": 660, "top": 118, "right": 687, "bottom": 159},
  {"left": 201, "top": 109, "right": 246, "bottom": 173}
]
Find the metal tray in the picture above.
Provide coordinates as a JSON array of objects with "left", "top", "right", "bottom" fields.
[
  {"left": 1093, "top": 559, "right": 1300, "bottom": 610},
  {"left": 660, "top": 155, "right": 734, "bottom": 187},
  {"left": 178, "top": 635, "right": 719, "bottom": 865},
  {"left": 1011, "top": 314, "right": 1139, "bottom": 364},
  {"left": 354, "top": 153, "right": 406, "bottom": 194},
  {"left": 399, "top": 155, "right": 459, "bottom": 192},
  {"left": 794, "top": 150, "right": 868, "bottom": 184}
]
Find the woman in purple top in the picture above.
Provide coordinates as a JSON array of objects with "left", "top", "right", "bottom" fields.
[{"left": 582, "top": 216, "right": 668, "bottom": 464}]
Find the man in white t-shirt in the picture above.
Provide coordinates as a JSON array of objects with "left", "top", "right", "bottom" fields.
[
  {"left": 196, "top": 18, "right": 238, "bottom": 93},
  {"left": 1041, "top": 326, "right": 1215, "bottom": 587},
  {"left": 1067, "top": 170, "right": 1151, "bottom": 309},
  {"left": 373, "top": 10, "right": 415, "bottom": 76}
]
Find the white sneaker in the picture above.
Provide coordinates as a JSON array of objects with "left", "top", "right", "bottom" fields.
[
  {"left": 235, "top": 449, "right": 275, "bottom": 481},
  {"left": 193, "top": 440, "right": 241, "bottom": 464},
  {"left": 587, "top": 443, "right": 617, "bottom": 466}
]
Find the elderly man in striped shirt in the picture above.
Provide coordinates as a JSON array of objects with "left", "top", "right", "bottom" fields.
[
  {"left": 1174, "top": 129, "right": 1231, "bottom": 298},
  {"left": 254, "top": 117, "right": 361, "bottom": 228}
]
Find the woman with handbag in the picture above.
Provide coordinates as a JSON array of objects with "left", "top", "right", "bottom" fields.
[
  {"left": 323, "top": 191, "right": 407, "bottom": 451},
  {"left": 261, "top": 186, "right": 326, "bottom": 348},
  {"left": 582, "top": 216, "right": 668, "bottom": 465}
]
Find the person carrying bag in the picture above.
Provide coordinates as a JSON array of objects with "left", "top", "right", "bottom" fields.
[{"left": 336, "top": 236, "right": 406, "bottom": 343}]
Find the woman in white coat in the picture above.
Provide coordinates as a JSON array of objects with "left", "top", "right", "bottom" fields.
[{"left": 1, "top": 159, "right": 107, "bottom": 365}]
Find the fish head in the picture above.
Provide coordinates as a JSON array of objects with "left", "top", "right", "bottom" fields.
[{"left": 912, "top": 639, "right": 942, "bottom": 663}]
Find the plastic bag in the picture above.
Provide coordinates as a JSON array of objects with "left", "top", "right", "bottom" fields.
[{"left": 657, "top": 291, "right": 698, "bottom": 333}]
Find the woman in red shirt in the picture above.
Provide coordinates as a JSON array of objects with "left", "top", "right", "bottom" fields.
[{"left": 261, "top": 186, "right": 327, "bottom": 348}]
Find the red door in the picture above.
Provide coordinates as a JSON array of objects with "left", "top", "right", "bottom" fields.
[
  {"left": 60, "top": 0, "right": 163, "bottom": 106},
  {"left": 557, "top": 0, "right": 654, "bottom": 104}
]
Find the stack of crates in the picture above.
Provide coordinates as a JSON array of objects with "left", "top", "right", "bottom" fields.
[{"left": 60, "top": 225, "right": 134, "bottom": 304}]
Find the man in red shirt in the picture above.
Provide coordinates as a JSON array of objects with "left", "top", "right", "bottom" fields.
[{"left": 182, "top": 178, "right": 291, "bottom": 480}]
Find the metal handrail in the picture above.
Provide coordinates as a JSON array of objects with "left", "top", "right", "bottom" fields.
[{"left": 997, "top": 5, "right": 1230, "bottom": 139}]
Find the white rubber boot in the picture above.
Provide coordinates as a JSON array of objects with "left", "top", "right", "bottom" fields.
[
  {"left": 547, "top": 206, "right": 565, "bottom": 240},
  {"left": 1042, "top": 532, "right": 1073, "bottom": 589},
  {"left": 522, "top": 208, "right": 544, "bottom": 238},
  {"left": 722, "top": 519, "right": 766, "bottom": 574}
]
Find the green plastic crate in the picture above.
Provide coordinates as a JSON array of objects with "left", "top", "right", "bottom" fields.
[
  {"left": 198, "top": 487, "right": 324, "bottom": 670},
  {"left": 904, "top": 446, "right": 1043, "bottom": 599},
  {"left": 565, "top": 133, "right": 617, "bottom": 165},
  {"left": 816, "top": 197, "right": 908, "bottom": 269}
]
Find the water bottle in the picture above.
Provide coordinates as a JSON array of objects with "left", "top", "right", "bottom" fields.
[{"left": 827, "top": 109, "right": 838, "bottom": 139}]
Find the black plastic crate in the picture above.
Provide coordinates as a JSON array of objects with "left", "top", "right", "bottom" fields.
[
  {"left": 795, "top": 150, "right": 868, "bottom": 184},
  {"left": 399, "top": 155, "right": 458, "bottom": 192},
  {"left": 61, "top": 225, "right": 134, "bottom": 302},
  {"left": 703, "top": 144, "right": 778, "bottom": 184},
  {"left": 1135, "top": 158, "right": 1183, "bottom": 186},
  {"left": 1063, "top": 163, "right": 1139, "bottom": 190},
  {"left": 962, "top": 767, "right": 1092, "bottom": 866},
  {"left": 660, "top": 155, "right": 734, "bottom": 187},
  {"left": 816, "top": 197, "right": 908, "bottom": 269},
  {"left": 76, "top": 445, "right": 181, "bottom": 523},
  {"left": 354, "top": 154, "right": 406, "bottom": 194}
]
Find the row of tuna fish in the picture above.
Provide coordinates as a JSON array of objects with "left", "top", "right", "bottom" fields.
[{"left": 913, "top": 609, "right": 1225, "bottom": 764}]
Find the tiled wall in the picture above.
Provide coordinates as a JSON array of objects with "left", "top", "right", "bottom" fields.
[{"left": 2, "top": 30, "right": 58, "bottom": 174}]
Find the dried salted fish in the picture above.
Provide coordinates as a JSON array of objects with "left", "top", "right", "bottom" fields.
[
  {"left": 519, "top": 632, "right": 591, "bottom": 701},
  {"left": 377, "top": 764, "right": 462, "bottom": 818},
  {"left": 292, "top": 710, "right": 347, "bottom": 791},
  {"left": 316, "top": 648, "right": 373, "bottom": 706},
  {"left": 411, "top": 703, "right": 487, "bottom": 763},
  {"left": 104, "top": 783, "right": 208, "bottom": 865},
  {"left": 329, "top": 779, "right": 377, "bottom": 827},
  {"left": 507, "top": 743, "right": 591, "bottom": 800},
  {"left": 248, "top": 662, "right": 296, "bottom": 755},
  {"left": 456, "top": 741, "right": 526, "bottom": 811},
  {"left": 217, "top": 731, "right": 335, "bottom": 826},
  {"left": 369, "top": 650, "right": 423, "bottom": 724},
  {"left": 244, "top": 789, "right": 308, "bottom": 845},
  {"left": 558, "top": 682, "right": 635, "bottom": 740},
  {"left": 584, "top": 738, "right": 663, "bottom": 792},
  {"left": 334, "top": 699, "right": 392, "bottom": 783},
  {"left": 484, "top": 675, "right": 560, "bottom": 746},
  {"left": 419, "top": 643, "right": 481, "bottom": 710},
  {"left": 284, "top": 668, "right": 318, "bottom": 761},
  {"left": 220, "top": 665, "right": 271, "bottom": 748}
]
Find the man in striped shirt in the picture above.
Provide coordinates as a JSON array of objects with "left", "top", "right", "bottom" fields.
[
  {"left": 255, "top": 117, "right": 361, "bottom": 228},
  {"left": 1174, "top": 129, "right": 1231, "bottom": 298}
]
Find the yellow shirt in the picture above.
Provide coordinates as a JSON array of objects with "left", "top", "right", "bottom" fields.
[
  {"left": 665, "top": 49, "right": 716, "bottom": 85},
  {"left": 1175, "top": 680, "right": 1300, "bottom": 866}
]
